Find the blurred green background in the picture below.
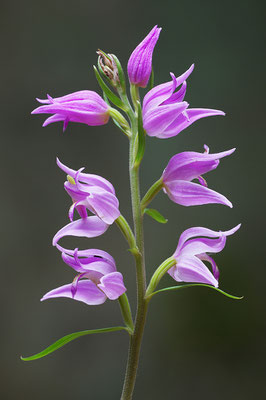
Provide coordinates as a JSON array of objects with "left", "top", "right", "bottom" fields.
[{"left": 1, "top": 0, "right": 265, "bottom": 398}]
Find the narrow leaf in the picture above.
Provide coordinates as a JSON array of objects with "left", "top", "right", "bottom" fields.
[
  {"left": 134, "top": 102, "right": 146, "bottom": 167},
  {"left": 144, "top": 208, "right": 168, "bottom": 224},
  {"left": 93, "top": 66, "right": 126, "bottom": 111},
  {"left": 21, "top": 326, "right": 127, "bottom": 361},
  {"left": 151, "top": 284, "right": 243, "bottom": 300}
]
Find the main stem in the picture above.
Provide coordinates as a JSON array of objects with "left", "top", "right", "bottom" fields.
[{"left": 120, "top": 112, "right": 148, "bottom": 400}]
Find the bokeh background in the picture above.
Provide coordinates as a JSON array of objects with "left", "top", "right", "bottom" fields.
[{"left": 1, "top": 0, "right": 265, "bottom": 398}]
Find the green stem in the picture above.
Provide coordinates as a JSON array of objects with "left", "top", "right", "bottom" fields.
[
  {"left": 145, "top": 257, "right": 176, "bottom": 299},
  {"left": 116, "top": 215, "right": 137, "bottom": 251},
  {"left": 141, "top": 178, "right": 163, "bottom": 213},
  {"left": 120, "top": 103, "right": 148, "bottom": 400},
  {"left": 130, "top": 84, "right": 140, "bottom": 111},
  {"left": 118, "top": 294, "right": 134, "bottom": 334}
]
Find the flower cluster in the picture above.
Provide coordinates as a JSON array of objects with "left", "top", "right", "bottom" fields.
[
  {"left": 41, "top": 159, "right": 125, "bottom": 306},
  {"left": 27, "top": 28, "right": 241, "bottom": 394},
  {"left": 32, "top": 25, "right": 240, "bottom": 298}
]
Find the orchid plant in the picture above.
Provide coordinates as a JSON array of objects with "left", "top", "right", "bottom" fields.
[{"left": 23, "top": 26, "right": 242, "bottom": 399}]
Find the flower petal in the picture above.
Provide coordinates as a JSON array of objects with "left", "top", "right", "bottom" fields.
[
  {"left": 42, "top": 114, "right": 65, "bottom": 127},
  {"left": 168, "top": 256, "right": 218, "bottom": 287},
  {"left": 180, "top": 236, "right": 227, "bottom": 257},
  {"left": 162, "top": 148, "right": 235, "bottom": 183},
  {"left": 41, "top": 280, "right": 107, "bottom": 305},
  {"left": 98, "top": 272, "right": 127, "bottom": 300},
  {"left": 162, "top": 81, "right": 187, "bottom": 105},
  {"left": 62, "top": 252, "right": 116, "bottom": 275},
  {"left": 57, "top": 158, "right": 115, "bottom": 194},
  {"left": 52, "top": 216, "right": 108, "bottom": 246},
  {"left": 158, "top": 108, "right": 225, "bottom": 138},
  {"left": 143, "top": 64, "right": 194, "bottom": 113},
  {"left": 197, "top": 253, "right": 219, "bottom": 280},
  {"left": 164, "top": 180, "right": 233, "bottom": 208},
  {"left": 176, "top": 224, "right": 241, "bottom": 254},
  {"left": 80, "top": 186, "right": 120, "bottom": 224},
  {"left": 144, "top": 102, "right": 188, "bottom": 136}
]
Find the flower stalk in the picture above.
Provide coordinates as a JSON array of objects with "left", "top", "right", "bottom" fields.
[
  {"left": 141, "top": 178, "right": 163, "bottom": 212},
  {"left": 120, "top": 95, "right": 148, "bottom": 400}
]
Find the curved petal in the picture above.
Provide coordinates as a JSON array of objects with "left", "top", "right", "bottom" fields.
[
  {"left": 52, "top": 216, "right": 108, "bottom": 246},
  {"left": 162, "top": 148, "right": 235, "bottom": 183},
  {"left": 62, "top": 252, "right": 116, "bottom": 275},
  {"left": 162, "top": 81, "right": 187, "bottom": 105},
  {"left": 164, "top": 180, "right": 233, "bottom": 208},
  {"left": 58, "top": 247, "right": 116, "bottom": 265},
  {"left": 69, "top": 203, "right": 87, "bottom": 221},
  {"left": 42, "top": 114, "right": 65, "bottom": 127},
  {"left": 56, "top": 158, "right": 115, "bottom": 194},
  {"left": 98, "top": 272, "right": 127, "bottom": 300},
  {"left": 169, "top": 255, "right": 218, "bottom": 287},
  {"left": 180, "top": 236, "right": 227, "bottom": 257},
  {"left": 176, "top": 224, "right": 241, "bottom": 254},
  {"left": 156, "top": 108, "right": 225, "bottom": 138},
  {"left": 41, "top": 280, "right": 107, "bottom": 305},
  {"left": 32, "top": 103, "right": 110, "bottom": 126},
  {"left": 197, "top": 253, "right": 219, "bottom": 280},
  {"left": 143, "top": 64, "right": 194, "bottom": 112},
  {"left": 83, "top": 187, "right": 120, "bottom": 224},
  {"left": 37, "top": 90, "right": 108, "bottom": 105},
  {"left": 143, "top": 102, "right": 188, "bottom": 136}
]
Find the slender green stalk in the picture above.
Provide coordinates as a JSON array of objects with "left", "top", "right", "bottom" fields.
[
  {"left": 120, "top": 98, "right": 148, "bottom": 400},
  {"left": 141, "top": 178, "right": 163, "bottom": 213},
  {"left": 118, "top": 294, "right": 134, "bottom": 334},
  {"left": 145, "top": 257, "right": 177, "bottom": 299},
  {"left": 116, "top": 215, "right": 137, "bottom": 251}
]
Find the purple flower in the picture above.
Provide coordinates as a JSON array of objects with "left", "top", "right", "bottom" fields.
[
  {"left": 168, "top": 224, "right": 241, "bottom": 287},
  {"left": 127, "top": 25, "right": 161, "bottom": 88},
  {"left": 53, "top": 216, "right": 109, "bottom": 248},
  {"left": 31, "top": 90, "right": 110, "bottom": 131},
  {"left": 41, "top": 248, "right": 126, "bottom": 305},
  {"left": 162, "top": 145, "right": 235, "bottom": 207},
  {"left": 142, "top": 65, "right": 225, "bottom": 138},
  {"left": 57, "top": 158, "right": 120, "bottom": 225}
]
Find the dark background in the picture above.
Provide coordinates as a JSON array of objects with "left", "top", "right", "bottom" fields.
[{"left": 1, "top": 0, "right": 265, "bottom": 398}]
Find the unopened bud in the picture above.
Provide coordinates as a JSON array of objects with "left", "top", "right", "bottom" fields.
[{"left": 97, "top": 50, "right": 119, "bottom": 86}]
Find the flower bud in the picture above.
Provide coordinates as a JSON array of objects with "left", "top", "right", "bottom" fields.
[{"left": 127, "top": 25, "right": 161, "bottom": 88}]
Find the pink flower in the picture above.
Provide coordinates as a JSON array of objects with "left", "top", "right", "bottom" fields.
[
  {"left": 168, "top": 224, "right": 241, "bottom": 287},
  {"left": 32, "top": 90, "right": 110, "bottom": 131},
  {"left": 142, "top": 66, "right": 225, "bottom": 138},
  {"left": 41, "top": 248, "right": 126, "bottom": 305}
]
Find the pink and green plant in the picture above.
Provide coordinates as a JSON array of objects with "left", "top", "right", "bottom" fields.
[{"left": 23, "top": 26, "right": 242, "bottom": 399}]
